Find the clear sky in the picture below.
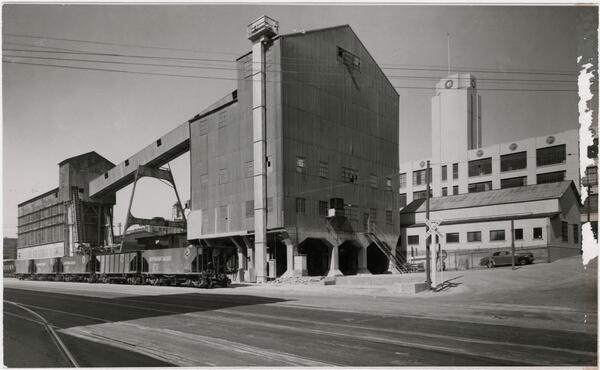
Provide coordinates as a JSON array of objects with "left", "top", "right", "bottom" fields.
[{"left": 3, "top": 4, "right": 593, "bottom": 237}]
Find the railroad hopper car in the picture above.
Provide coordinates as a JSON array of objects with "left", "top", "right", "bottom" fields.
[
  {"left": 4, "top": 259, "right": 15, "bottom": 277},
  {"left": 61, "top": 255, "right": 100, "bottom": 282},
  {"left": 98, "top": 251, "right": 144, "bottom": 284},
  {"left": 15, "top": 257, "right": 62, "bottom": 280},
  {"left": 143, "top": 246, "right": 230, "bottom": 288}
]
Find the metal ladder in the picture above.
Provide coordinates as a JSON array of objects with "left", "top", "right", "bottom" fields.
[
  {"left": 71, "top": 188, "right": 83, "bottom": 244},
  {"left": 365, "top": 222, "right": 408, "bottom": 273}
]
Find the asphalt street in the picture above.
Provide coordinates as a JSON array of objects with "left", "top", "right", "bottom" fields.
[{"left": 3, "top": 280, "right": 596, "bottom": 367}]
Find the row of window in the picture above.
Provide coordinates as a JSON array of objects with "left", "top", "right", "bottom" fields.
[
  {"left": 407, "top": 223, "right": 580, "bottom": 245},
  {"left": 399, "top": 170, "right": 567, "bottom": 206},
  {"left": 400, "top": 145, "right": 568, "bottom": 188}
]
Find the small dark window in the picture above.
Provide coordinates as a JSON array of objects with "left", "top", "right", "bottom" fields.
[
  {"left": 452, "top": 163, "right": 459, "bottom": 179},
  {"left": 78, "top": 188, "right": 84, "bottom": 193},
  {"left": 573, "top": 224, "right": 579, "bottom": 243},
  {"left": 501, "top": 176, "right": 527, "bottom": 189},
  {"left": 468, "top": 158, "right": 492, "bottom": 177},
  {"left": 453, "top": 185, "right": 459, "bottom": 195},
  {"left": 537, "top": 144, "right": 566, "bottom": 166},
  {"left": 562, "top": 221, "right": 568, "bottom": 241},
  {"left": 467, "top": 231, "right": 481, "bottom": 242},
  {"left": 446, "top": 233, "right": 459, "bottom": 243},
  {"left": 125, "top": 159, "right": 130, "bottom": 166},
  {"left": 514, "top": 228, "right": 523, "bottom": 240},
  {"left": 104, "top": 172, "right": 109, "bottom": 179},
  {"left": 385, "top": 210, "right": 393, "bottom": 225},
  {"left": 490, "top": 230, "right": 506, "bottom": 241},
  {"left": 318, "top": 201, "right": 328, "bottom": 217},
  {"left": 501, "top": 151, "right": 527, "bottom": 172},
  {"left": 537, "top": 171, "right": 566, "bottom": 184},
  {"left": 468, "top": 181, "right": 492, "bottom": 193},
  {"left": 407, "top": 235, "right": 419, "bottom": 245},
  {"left": 442, "top": 187, "right": 448, "bottom": 196},
  {"left": 156, "top": 139, "right": 162, "bottom": 147},
  {"left": 533, "top": 227, "right": 543, "bottom": 239},
  {"left": 399, "top": 173, "right": 407, "bottom": 188},
  {"left": 441, "top": 165, "right": 448, "bottom": 181},
  {"left": 399, "top": 193, "right": 407, "bottom": 207},
  {"left": 413, "top": 190, "right": 427, "bottom": 200}
]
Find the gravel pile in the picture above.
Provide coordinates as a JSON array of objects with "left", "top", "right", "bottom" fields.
[{"left": 270, "top": 276, "right": 326, "bottom": 285}]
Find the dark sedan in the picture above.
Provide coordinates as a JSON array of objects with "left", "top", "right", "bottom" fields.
[{"left": 480, "top": 250, "right": 534, "bottom": 268}]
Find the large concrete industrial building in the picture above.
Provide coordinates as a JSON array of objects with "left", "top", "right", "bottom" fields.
[
  {"left": 18, "top": 18, "right": 400, "bottom": 282},
  {"left": 399, "top": 73, "right": 580, "bottom": 207}
]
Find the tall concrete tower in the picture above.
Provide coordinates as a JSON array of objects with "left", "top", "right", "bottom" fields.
[{"left": 431, "top": 73, "right": 482, "bottom": 193}]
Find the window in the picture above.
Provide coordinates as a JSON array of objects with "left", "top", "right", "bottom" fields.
[
  {"left": 585, "top": 194, "right": 598, "bottom": 213},
  {"left": 156, "top": 138, "right": 162, "bottom": 147},
  {"left": 399, "top": 173, "right": 407, "bottom": 188},
  {"left": 453, "top": 185, "right": 459, "bottom": 195},
  {"left": 245, "top": 201, "right": 254, "bottom": 218},
  {"left": 399, "top": 193, "right": 407, "bottom": 207},
  {"left": 385, "top": 177, "right": 393, "bottom": 191},
  {"left": 342, "top": 167, "right": 358, "bottom": 183},
  {"left": 453, "top": 163, "right": 459, "bottom": 179},
  {"left": 467, "top": 231, "right": 481, "bottom": 242},
  {"left": 501, "top": 176, "right": 527, "bottom": 189},
  {"left": 441, "top": 165, "right": 447, "bottom": 181},
  {"left": 533, "top": 227, "right": 543, "bottom": 239},
  {"left": 537, "top": 144, "right": 566, "bottom": 166},
  {"left": 369, "top": 174, "right": 378, "bottom": 189},
  {"left": 584, "top": 166, "right": 598, "bottom": 186},
  {"left": 369, "top": 208, "right": 378, "bottom": 223},
  {"left": 501, "top": 151, "right": 527, "bottom": 172},
  {"left": 385, "top": 210, "right": 393, "bottom": 225},
  {"left": 413, "top": 190, "right": 428, "bottom": 200},
  {"left": 337, "top": 46, "right": 360, "bottom": 71},
  {"left": 537, "top": 171, "right": 565, "bottom": 184},
  {"left": 296, "top": 198, "right": 306, "bottom": 214},
  {"left": 468, "top": 181, "right": 492, "bottom": 193},
  {"left": 490, "top": 230, "right": 506, "bottom": 241},
  {"left": 296, "top": 156, "right": 306, "bottom": 174},
  {"left": 245, "top": 161, "right": 254, "bottom": 178},
  {"left": 407, "top": 235, "right": 419, "bottom": 245},
  {"left": 468, "top": 158, "right": 492, "bottom": 177},
  {"left": 446, "top": 232, "right": 459, "bottom": 243},
  {"left": 515, "top": 228, "right": 523, "bottom": 240},
  {"left": 319, "top": 161, "right": 329, "bottom": 178},
  {"left": 218, "top": 168, "right": 228, "bottom": 184},
  {"left": 413, "top": 169, "right": 431, "bottom": 186},
  {"left": 267, "top": 198, "right": 273, "bottom": 213},
  {"left": 573, "top": 224, "right": 579, "bottom": 244},
  {"left": 125, "top": 159, "right": 130, "bottom": 167},
  {"left": 318, "top": 201, "right": 328, "bottom": 217},
  {"left": 442, "top": 187, "right": 448, "bottom": 196},
  {"left": 562, "top": 221, "right": 568, "bottom": 241}
]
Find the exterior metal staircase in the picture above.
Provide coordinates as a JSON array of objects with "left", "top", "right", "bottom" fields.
[
  {"left": 365, "top": 222, "right": 408, "bottom": 273},
  {"left": 71, "top": 188, "right": 83, "bottom": 244}
]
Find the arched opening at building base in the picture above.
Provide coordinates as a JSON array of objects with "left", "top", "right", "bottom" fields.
[
  {"left": 298, "top": 238, "right": 329, "bottom": 276},
  {"left": 367, "top": 243, "right": 389, "bottom": 274},
  {"left": 339, "top": 241, "right": 360, "bottom": 276}
]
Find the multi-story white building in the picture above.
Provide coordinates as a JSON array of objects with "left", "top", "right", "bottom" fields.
[{"left": 399, "top": 73, "right": 580, "bottom": 208}]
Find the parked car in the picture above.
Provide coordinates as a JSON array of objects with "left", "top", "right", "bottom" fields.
[{"left": 479, "top": 250, "right": 534, "bottom": 268}]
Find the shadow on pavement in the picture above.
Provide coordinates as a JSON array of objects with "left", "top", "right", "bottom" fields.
[
  {"left": 434, "top": 276, "right": 463, "bottom": 292},
  {"left": 4, "top": 288, "right": 290, "bottom": 329}
]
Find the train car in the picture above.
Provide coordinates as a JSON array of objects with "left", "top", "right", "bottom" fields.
[
  {"left": 62, "top": 254, "right": 99, "bottom": 282},
  {"left": 4, "top": 259, "right": 15, "bottom": 277},
  {"left": 31, "top": 257, "right": 62, "bottom": 280},
  {"left": 141, "top": 245, "right": 229, "bottom": 287},
  {"left": 97, "top": 251, "right": 143, "bottom": 284}
]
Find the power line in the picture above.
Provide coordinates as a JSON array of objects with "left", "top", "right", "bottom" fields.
[
  {"left": 4, "top": 33, "right": 578, "bottom": 76},
  {"left": 4, "top": 53, "right": 577, "bottom": 86},
  {"left": 3, "top": 59, "right": 583, "bottom": 93},
  {"left": 3, "top": 46, "right": 578, "bottom": 78}
]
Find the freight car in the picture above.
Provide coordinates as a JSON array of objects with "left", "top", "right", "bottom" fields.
[
  {"left": 14, "top": 245, "right": 231, "bottom": 289},
  {"left": 3, "top": 259, "right": 15, "bottom": 277}
]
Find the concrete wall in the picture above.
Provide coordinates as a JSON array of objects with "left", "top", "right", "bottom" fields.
[{"left": 401, "top": 129, "right": 580, "bottom": 207}]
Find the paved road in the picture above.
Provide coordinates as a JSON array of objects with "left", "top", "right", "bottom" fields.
[{"left": 3, "top": 283, "right": 596, "bottom": 367}]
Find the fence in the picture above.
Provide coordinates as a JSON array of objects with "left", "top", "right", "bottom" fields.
[{"left": 410, "top": 245, "right": 581, "bottom": 271}]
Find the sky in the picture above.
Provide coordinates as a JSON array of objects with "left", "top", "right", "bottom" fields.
[{"left": 2, "top": 4, "right": 594, "bottom": 238}]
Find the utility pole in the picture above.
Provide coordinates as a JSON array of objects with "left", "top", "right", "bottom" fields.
[
  {"left": 511, "top": 219, "right": 515, "bottom": 270},
  {"left": 425, "top": 160, "right": 432, "bottom": 288}
]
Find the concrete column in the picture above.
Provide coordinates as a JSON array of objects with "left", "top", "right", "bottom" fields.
[
  {"left": 251, "top": 37, "right": 268, "bottom": 283},
  {"left": 237, "top": 246, "right": 245, "bottom": 282},
  {"left": 357, "top": 245, "right": 370, "bottom": 275},
  {"left": 327, "top": 244, "right": 343, "bottom": 277},
  {"left": 280, "top": 238, "right": 296, "bottom": 278}
]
